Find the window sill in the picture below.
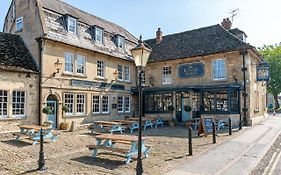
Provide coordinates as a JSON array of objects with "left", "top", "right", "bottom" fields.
[
  {"left": 213, "top": 78, "right": 227, "bottom": 82},
  {"left": 62, "top": 72, "right": 87, "bottom": 78},
  {"left": 65, "top": 114, "right": 88, "bottom": 118},
  {"left": 0, "top": 117, "right": 26, "bottom": 121},
  {"left": 92, "top": 112, "right": 110, "bottom": 116},
  {"left": 116, "top": 80, "right": 132, "bottom": 84},
  {"left": 94, "top": 77, "right": 107, "bottom": 81}
]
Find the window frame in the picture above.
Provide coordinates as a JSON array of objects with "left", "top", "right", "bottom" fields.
[
  {"left": 117, "top": 36, "right": 125, "bottom": 49},
  {"left": 76, "top": 94, "right": 86, "bottom": 115},
  {"left": 101, "top": 96, "right": 109, "bottom": 114},
  {"left": 213, "top": 59, "right": 226, "bottom": 80},
  {"left": 16, "top": 17, "right": 23, "bottom": 31},
  {"left": 124, "top": 96, "right": 131, "bottom": 113},
  {"left": 67, "top": 16, "right": 77, "bottom": 34},
  {"left": 117, "top": 96, "right": 124, "bottom": 113},
  {"left": 92, "top": 95, "right": 100, "bottom": 114},
  {"left": 95, "top": 27, "right": 103, "bottom": 43},
  {"left": 76, "top": 55, "right": 85, "bottom": 75},
  {"left": 97, "top": 60, "right": 105, "bottom": 78},
  {"left": 162, "top": 66, "right": 172, "bottom": 84},
  {"left": 117, "top": 65, "right": 123, "bottom": 81},
  {"left": 0, "top": 90, "right": 8, "bottom": 118},
  {"left": 64, "top": 52, "right": 74, "bottom": 73},
  {"left": 64, "top": 93, "right": 74, "bottom": 115},
  {"left": 12, "top": 91, "right": 26, "bottom": 117},
  {"left": 124, "top": 66, "right": 130, "bottom": 82}
]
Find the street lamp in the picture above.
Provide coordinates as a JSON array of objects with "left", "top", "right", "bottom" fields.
[
  {"left": 130, "top": 35, "right": 152, "bottom": 175},
  {"left": 54, "top": 59, "right": 62, "bottom": 74}
]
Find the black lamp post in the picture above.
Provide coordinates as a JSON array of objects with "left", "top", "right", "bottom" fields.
[{"left": 131, "top": 35, "right": 151, "bottom": 175}]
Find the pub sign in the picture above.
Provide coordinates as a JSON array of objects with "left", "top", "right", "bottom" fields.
[
  {"left": 178, "top": 62, "right": 205, "bottom": 78},
  {"left": 256, "top": 62, "right": 269, "bottom": 81}
]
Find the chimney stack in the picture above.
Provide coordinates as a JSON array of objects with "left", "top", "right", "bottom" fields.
[
  {"left": 221, "top": 18, "right": 232, "bottom": 30},
  {"left": 156, "top": 28, "right": 162, "bottom": 44}
]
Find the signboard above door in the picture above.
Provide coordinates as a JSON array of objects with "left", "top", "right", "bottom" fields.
[{"left": 178, "top": 62, "right": 205, "bottom": 78}]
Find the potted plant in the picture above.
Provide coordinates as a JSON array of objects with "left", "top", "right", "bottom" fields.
[
  {"left": 167, "top": 105, "right": 176, "bottom": 126},
  {"left": 42, "top": 106, "right": 53, "bottom": 127},
  {"left": 60, "top": 105, "right": 70, "bottom": 130}
]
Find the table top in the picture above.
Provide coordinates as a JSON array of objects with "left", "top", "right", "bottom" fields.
[
  {"left": 94, "top": 121, "right": 126, "bottom": 125},
  {"left": 95, "top": 133, "right": 146, "bottom": 142},
  {"left": 19, "top": 125, "right": 51, "bottom": 131},
  {"left": 127, "top": 118, "right": 153, "bottom": 121},
  {"left": 113, "top": 120, "right": 138, "bottom": 124}
]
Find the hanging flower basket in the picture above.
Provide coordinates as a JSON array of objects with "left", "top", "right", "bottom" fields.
[{"left": 184, "top": 105, "right": 192, "bottom": 112}]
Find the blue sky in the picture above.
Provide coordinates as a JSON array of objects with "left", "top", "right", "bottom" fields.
[{"left": 1, "top": 0, "right": 281, "bottom": 47}]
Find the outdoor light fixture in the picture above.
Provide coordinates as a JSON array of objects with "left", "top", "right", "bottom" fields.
[
  {"left": 54, "top": 59, "right": 62, "bottom": 74},
  {"left": 130, "top": 35, "right": 152, "bottom": 175}
]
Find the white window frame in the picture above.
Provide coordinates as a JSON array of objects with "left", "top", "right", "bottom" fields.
[
  {"left": 124, "top": 66, "right": 130, "bottom": 82},
  {"left": 64, "top": 93, "right": 74, "bottom": 115},
  {"left": 213, "top": 59, "right": 226, "bottom": 80},
  {"left": 95, "top": 27, "right": 103, "bottom": 43},
  {"left": 16, "top": 17, "right": 23, "bottom": 31},
  {"left": 117, "top": 97, "right": 124, "bottom": 113},
  {"left": 65, "top": 52, "right": 74, "bottom": 73},
  {"left": 92, "top": 95, "right": 100, "bottom": 114},
  {"left": 0, "top": 90, "right": 8, "bottom": 118},
  {"left": 117, "top": 65, "right": 123, "bottom": 81},
  {"left": 12, "top": 91, "right": 25, "bottom": 117},
  {"left": 124, "top": 97, "right": 130, "bottom": 113},
  {"left": 67, "top": 16, "right": 77, "bottom": 34},
  {"left": 117, "top": 36, "right": 125, "bottom": 49},
  {"left": 162, "top": 66, "right": 172, "bottom": 84},
  {"left": 76, "top": 94, "right": 85, "bottom": 115},
  {"left": 97, "top": 60, "right": 105, "bottom": 78},
  {"left": 101, "top": 96, "right": 109, "bottom": 114},
  {"left": 76, "top": 55, "right": 85, "bottom": 75}
]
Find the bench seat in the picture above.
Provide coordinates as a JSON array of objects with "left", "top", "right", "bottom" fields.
[{"left": 88, "top": 145, "right": 130, "bottom": 154}]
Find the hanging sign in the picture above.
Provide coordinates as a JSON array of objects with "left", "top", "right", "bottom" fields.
[
  {"left": 178, "top": 62, "right": 205, "bottom": 78},
  {"left": 257, "top": 62, "right": 269, "bottom": 81}
]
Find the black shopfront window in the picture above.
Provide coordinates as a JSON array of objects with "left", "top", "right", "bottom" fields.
[
  {"left": 145, "top": 93, "right": 173, "bottom": 113},
  {"left": 202, "top": 89, "right": 240, "bottom": 114}
]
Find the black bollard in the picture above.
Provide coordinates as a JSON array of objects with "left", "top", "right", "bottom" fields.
[
  {"left": 38, "top": 128, "right": 46, "bottom": 171},
  {"left": 188, "top": 127, "right": 192, "bottom": 156},
  {"left": 229, "top": 118, "right": 232, "bottom": 135},
  {"left": 212, "top": 122, "right": 216, "bottom": 144}
]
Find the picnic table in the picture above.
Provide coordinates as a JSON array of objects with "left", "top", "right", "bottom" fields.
[
  {"left": 15, "top": 125, "right": 58, "bottom": 145},
  {"left": 113, "top": 120, "right": 139, "bottom": 133},
  {"left": 127, "top": 118, "right": 154, "bottom": 130},
  {"left": 87, "top": 133, "right": 151, "bottom": 164},
  {"left": 92, "top": 121, "right": 126, "bottom": 134}
]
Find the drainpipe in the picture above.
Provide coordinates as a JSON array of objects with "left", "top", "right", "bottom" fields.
[
  {"left": 36, "top": 37, "right": 44, "bottom": 125},
  {"left": 240, "top": 48, "right": 248, "bottom": 126}
]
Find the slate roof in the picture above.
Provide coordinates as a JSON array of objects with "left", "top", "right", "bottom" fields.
[
  {"left": 40, "top": 0, "right": 137, "bottom": 43},
  {"left": 229, "top": 28, "right": 247, "bottom": 37},
  {"left": 145, "top": 24, "right": 252, "bottom": 63},
  {"left": 0, "top": 32, "right": 39, "bottom": 73}
]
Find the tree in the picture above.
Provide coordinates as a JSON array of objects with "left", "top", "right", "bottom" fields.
[{"left": 258, "top": 44, "right": 281, "bottom": 109}]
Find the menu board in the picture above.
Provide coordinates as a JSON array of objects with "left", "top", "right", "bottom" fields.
[{"left": 198, "top": 116, "right": 214, "bottom": 135}]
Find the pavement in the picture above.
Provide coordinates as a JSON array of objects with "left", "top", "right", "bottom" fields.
[{"left": 163, "top": 114, "right": 281, "bottom": 175}]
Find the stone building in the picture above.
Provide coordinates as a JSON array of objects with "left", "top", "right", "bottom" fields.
[
  {"left": 3, "top": 0, "right": 267, "bottom": 128},
  {"left": 143, "top": 20, "right": 267, "bottom": 126},
  {"left": 3, "top": 0, "right": 138, "bottom": 128},
  {"left": 0, "top": 32, "right": 39, "bottom": 132}
]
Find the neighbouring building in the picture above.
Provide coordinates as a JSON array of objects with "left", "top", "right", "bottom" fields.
[
  {"left": 143, "top": 19, "right": 267, "bottom": 126},
  {"left": 3, "top": 0, "right": 267, "bottom": 128},
  {"left": 3, "top": 0, "right": 138, "bottom": 128},
  {"left": 0, "top": 32, "right": 39, "bottom": 132}
]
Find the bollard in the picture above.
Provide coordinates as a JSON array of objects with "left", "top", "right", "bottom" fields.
[
  {"left": 229, "top": 118, "right": 232, "bottom": 135},
  {"left": 188, "top": 127, "right": 192, "bottom": 156},
  {"left": 212, "top": 122, "right": 216, "bottom": 144},
  {"left": 38, "top": 128, "right": 46, "bottom": 171}
]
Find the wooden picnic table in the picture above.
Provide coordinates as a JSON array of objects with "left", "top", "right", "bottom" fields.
[
  {"left": 16, "top": 125, "right": 58, "bottom": 145},
  {"left": 88, "top": 133, "right": 151, "bottom": 164},
  {"left": 126, "top": 118, "right": 155, "bottom": 130},
  {"left": 113, "top": 120, "right": 140, "bottom": 133},
  {"left": 93, "top": 121, "right": 126, "bottom": 134}
]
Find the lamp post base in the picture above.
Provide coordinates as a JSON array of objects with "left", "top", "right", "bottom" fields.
[{"left": 136, "top": 158, "right": 143, "bottom": 175}]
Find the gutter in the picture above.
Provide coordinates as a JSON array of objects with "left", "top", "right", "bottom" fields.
[
  {"left": 36, "top": 37, "right": 44, "bottom": 125},
  {"left": 240, "top": 48, "right": 248, "bottom": 126}
]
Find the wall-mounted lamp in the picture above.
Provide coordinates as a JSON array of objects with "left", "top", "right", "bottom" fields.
[{"left": 54, "top": 59, "right": 62, "bottom": 75}]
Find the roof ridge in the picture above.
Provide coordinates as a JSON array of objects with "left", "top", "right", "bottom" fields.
[
  {"left": 43, "top": 0, "right": 137, "bottom": 41},
  {"left": 145, "top": 24, "right": 220, "bottom": 42}
]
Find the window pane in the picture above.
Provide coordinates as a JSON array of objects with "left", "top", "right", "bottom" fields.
[
  {"left": 12, "top": 91, "right": 25, "bottom": 116},
  {"left": 117, "top": 97, "right": 124, "bottom": 112},
  {"left": 216, "top": 91, "right": 228, "bottom": 111},
  {"left": 97, "top": 60, "right": 104, "bottom": 77},
  {"left": 163, "top": 94, "right": 173, "bottom": 111},
  {"left": 95, "top": 28, "right": 103, "bottom": 43},
  {"left": 204, "top": 92, "right": 216, "bottom": 111},
  {"left": 124, "top": 66, "right": 130, "bottom": 81},
  {"left": 64, "top": 93, "right": 74, "bottom": 114},
  {"left": 102, "top": 96, "right": 109, "bottom": 113},
  {"left": 162, "top": 66, "right": 172, "bottom": 84},
  {"left": 76, "top": 94, "right": 85, "bottom": 114},
  {"left": 77, "top": 56, "right": 85, "bottom": 74},
  {"left": 213, "top": 59, "right": 226, "bottom": 80},
  {"left": 124, "top": 97, "right": 130, "bottom": 112},
  {"left": 68, "top": 17, "right": 76, "bottom": 33},
  {"left": 92, "top": 96, "right": 100, "bottom": 113},
  {"left": 0, "top": 90, "right": 8, "bottom": 118},
  {"left": 118, "top": 65, "right": 123, "bottom": 80},
  {"left": 65, "top": 53, "right": 73, "bottom": 72}
]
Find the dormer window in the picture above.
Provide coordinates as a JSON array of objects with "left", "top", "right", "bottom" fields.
[
  {"left": 95, "top": 27, "right": 103, "bottom": 43},
  {"left": 117, "top": 36, "right": 125, "bottom": 49},
  {"left": 67, "top": 16, "right": 77, "bottom": 34}
]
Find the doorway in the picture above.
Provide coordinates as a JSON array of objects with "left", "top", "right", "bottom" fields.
[{"left": 46, "top": 95, "right": 58, "bottom": 128}]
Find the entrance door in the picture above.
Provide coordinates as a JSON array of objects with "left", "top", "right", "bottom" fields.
[
  {"left": 181, "top": 93, "right": 192, "bottom": 122},
  {"left": 47, "top": 100, "right": 57, "bottom": 128}
]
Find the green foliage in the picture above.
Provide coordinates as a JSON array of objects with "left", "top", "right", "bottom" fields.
[
  {"left": 42, "top": 106, "right": 52, "bottom": 114},
  {"left": 258, "top": 44, "right": 281, "bottom": 108},
  {"left": 184, "top": 105, "right": 192, "bottom": 112},
  {"left": 167, "top": 105, "right": 174, "bottom": 112},
  {"left": 62, "top": 105, "right": 69, "bottom": 112}
]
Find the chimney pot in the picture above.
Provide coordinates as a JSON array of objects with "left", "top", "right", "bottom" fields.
[
  {"left": 221, "top": 18, "right": 232, "bottom": 30},
  {"left": 156, "top": 28, "right": 163, "bottom": 44}
]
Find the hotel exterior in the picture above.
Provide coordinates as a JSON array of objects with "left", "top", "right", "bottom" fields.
[{"left": 2, "top": 0, "right": 267, "bottom": 128}]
